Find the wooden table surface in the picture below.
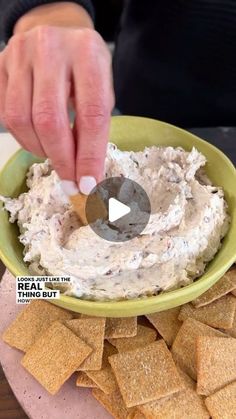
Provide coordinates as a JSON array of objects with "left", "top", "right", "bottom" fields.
[{"left": 0, "top": 365, "right": 27, "bottom": 419}]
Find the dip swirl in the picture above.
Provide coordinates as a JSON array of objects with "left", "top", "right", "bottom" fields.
[{"left": 2, "top": 144, "right": 230, "bottom": 300}]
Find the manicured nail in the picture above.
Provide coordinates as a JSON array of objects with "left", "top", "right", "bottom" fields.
[
  {"left": 61, "top": 180, "right": 79, "bottom": 196},
  {"left": 79, "top": 176, "right": 97, "bottom": 195}
]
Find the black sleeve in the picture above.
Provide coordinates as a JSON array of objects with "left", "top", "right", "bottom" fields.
[
  {"left": 0, "top": 0, "right": 95, "bottom": 42},
  {"left": 92, "top": 0, "right": 123, "bottom": 42}
]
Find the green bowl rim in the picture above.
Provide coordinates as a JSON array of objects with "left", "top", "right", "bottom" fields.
[{"left": 112, "top": 116, "right": 236, "bottom": 173}]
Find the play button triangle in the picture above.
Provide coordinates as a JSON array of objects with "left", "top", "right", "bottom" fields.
[{"left": 108, "top": 197, "right": 131, "bottom": 223}]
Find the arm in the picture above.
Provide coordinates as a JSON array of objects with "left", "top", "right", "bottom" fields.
[
  {"left": 14, "top": 2, "right": 94, "bottom": 33},
  {"left": 0, "top": 1, "right": 94, "bottom": 41},
  {"left": 0, "top": 2, "right": 114, "bottom": 194}
]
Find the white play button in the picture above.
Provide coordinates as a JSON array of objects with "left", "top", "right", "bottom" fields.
[
  {"left": 85, "top": 177, "right": 151, "bottom": 242},
  {"left": 108, "top": 197, "right": 131, "bottom": 223}
]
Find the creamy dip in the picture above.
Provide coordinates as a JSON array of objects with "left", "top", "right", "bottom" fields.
[{"left": 2, "top": 144, "right": 230, "bottom": 300}]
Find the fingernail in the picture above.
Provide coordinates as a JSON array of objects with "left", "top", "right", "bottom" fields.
[
  {"left": 61, "top": 180, "right": 79, "bottom": 196},
  {"left": 79, "top": 176, "right": 97, "bottom": 195}
]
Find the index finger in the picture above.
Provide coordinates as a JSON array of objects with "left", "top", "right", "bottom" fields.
[
  {"left": 73, "top": 44, "right": 113, "bottom": 194},
  {"left": 32, "top": 40, "right": 75, "bottom": 182}
]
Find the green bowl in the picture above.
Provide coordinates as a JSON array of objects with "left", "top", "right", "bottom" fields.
[{"left": 0, "top": 116, "right": 236, "bottom": 317}]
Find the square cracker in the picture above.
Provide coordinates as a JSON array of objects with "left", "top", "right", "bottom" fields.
[
  {"left": 87, "top": 367, "right": 117, "bottom": 395},
  {"left": 92, "top": 387, "right": 134, "bottom": 419},
  {"left": 171, "top": 318, "right": 226, "bottom": 380},
  {"left": 2, "top": 300, "right": 72, "bottom": 352},
  {"left": 196, "top": 336, "right": 236, "bottom": 396},
  {"left": 193, "top": 270, "right": 236, "bottom": 307},
  {"left": 109, "top": 340, "right": 184, "bottom": 408},
  {"left": 127, "top": 412, "right": 146, "bottom": 419},
  {"left": 80, "top": 314, "right": 106, "bottom": 319},
  {"left": 76, "top": 372, "right": 98, "bottom": 388},
  {"left": 223, "top": 310, "right": 236, "bottom": 338},
  {"left": 105, "top": 317, "right": 137, "bottom": 339},
  {"left": 70, "top": 193, "right": 88, "bottom": 225},
  {"left": 146, "top": 307, "right": 182, "bottom": 346},
  {"left": 138, "top": 386, "right": 210, "bottom": 419},
  {"left": 177, "top": 367, "right": 196, "bottom": 390},
  {"left": 86, "top": 341, "right": 118, "bottom": 394},
  {"left": 66, "top": 318, "right": 105, "bottom": 370},
  {"left": 71, "top": 312, "right": 82, "bottom": 319},
  {"left": 137, "top": 315, "right": 157, "bottom": 329},
  {"left": 108, "top": 325, "right": 157, "bottom": 352},
  {"left": 21, "top": 321, "right": 92, "bottom": 395},
  {"left": 178, "top": 295, "right": 236, "bottom": 329},
  {"left": 205, "top": 381, "right": 236, "bottom": 419},
  {"left": 70, "top": 192, "right": 107, "bottom": 226},
  {"left": 138, "top": 364, "right": 204, "bottom": 419}
]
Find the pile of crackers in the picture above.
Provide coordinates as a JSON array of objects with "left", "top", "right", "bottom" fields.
[{"left": 2, "top": 267, "right": 236, "bottom": 419}]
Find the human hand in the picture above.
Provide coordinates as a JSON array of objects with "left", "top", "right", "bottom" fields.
[{"left": 0, "top": 24, "right": 114, "bottom": 194}]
